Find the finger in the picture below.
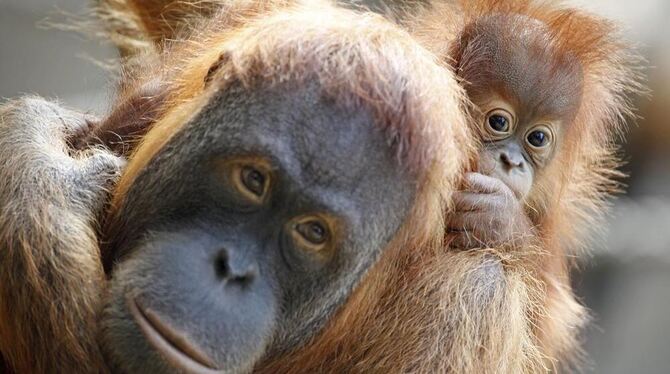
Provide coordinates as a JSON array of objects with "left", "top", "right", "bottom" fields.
[
  {"left": 73, "top": 150, "right": 126, "bottom": 210},
  {"left": 462, "top": 172, "right": 505, "bottom": 194},
  {"left": 453, "top": 191, "right": 495, "bottom": 212},
  {"left": 82, "top": 150, "right": 126, "bottom": 186},
  {"left": 40, "top": 100, "right": 99, "bottom": 138},
  {"left": 33, "top": 98, "right": 97, "bottom": 140}
]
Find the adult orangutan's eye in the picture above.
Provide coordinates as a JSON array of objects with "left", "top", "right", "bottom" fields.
[
  {"left": 240, "top": 166, "right": 267, "bottom": 197},
  {"left": 290, "top": 216, "right": 333, "bottom": 253},
  {"left": 296, "top": 219, "right": 327, "bottom": 245},
  {"left": 228, "top": 162, "right": 271, "bottom": 204}
]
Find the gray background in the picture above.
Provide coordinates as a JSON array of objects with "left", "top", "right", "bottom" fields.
[{"left": 1, "top": 1, "right": 669, "bottom": 372}]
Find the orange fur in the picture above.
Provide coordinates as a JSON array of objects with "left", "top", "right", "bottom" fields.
[{"left": 406, "top": 0, "right": 642, "bottom": 370}]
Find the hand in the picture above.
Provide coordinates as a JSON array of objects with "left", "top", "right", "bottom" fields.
[
  {"left": 0, "top": 96, "right": 125, "bottom": 221},
  {"left": 447, "top": 172, "right": 534, "bottom": 250}
]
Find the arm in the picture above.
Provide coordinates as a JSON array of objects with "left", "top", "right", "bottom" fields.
[{"left": 0, "top": 97, "right": 123, "bottom": 373}]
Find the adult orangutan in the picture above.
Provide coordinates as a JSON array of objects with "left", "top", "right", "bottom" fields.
[{"left": 0, "top": 1, "right": 471, "bottom": 372}]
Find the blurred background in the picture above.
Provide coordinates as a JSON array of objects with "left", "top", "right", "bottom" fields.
[{"left": 0, "top": 0, "right": 668, "bottom": 372}]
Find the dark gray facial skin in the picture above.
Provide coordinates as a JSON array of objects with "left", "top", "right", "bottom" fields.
[
  {"left": 100, "top": 81, "right": 417, "bottom": 374},
  {"left": 455, "top": 14, "right": 583, "bottom": 199}
]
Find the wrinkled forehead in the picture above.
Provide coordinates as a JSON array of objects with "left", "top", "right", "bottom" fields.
[
  {"left": 465, "top": 15, "right": 584, "bottom": 120},
  {"left": 192, "top": 81, "right": 415, "bottom": 199}
]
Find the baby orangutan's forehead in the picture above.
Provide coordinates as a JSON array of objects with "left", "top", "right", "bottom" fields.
[
  {"left": 499, "top": 36, "right": 583, "bottom": 120},
  {"left": 462, "top": 14, "right": 584, "bottom": 121}
]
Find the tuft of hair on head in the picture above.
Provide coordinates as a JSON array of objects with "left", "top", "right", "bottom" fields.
[{"left": 93, "top": 0, "right": 473, "bottom": 183}]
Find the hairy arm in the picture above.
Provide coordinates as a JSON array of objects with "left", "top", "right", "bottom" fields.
[{"left": 0, "top": 97, "right": 123, "bottom": 373}]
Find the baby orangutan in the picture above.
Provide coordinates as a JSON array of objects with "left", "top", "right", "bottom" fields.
[
  {"left": 402, "top": 0, "right": 640, "bottom": 369},
  {"left": 446, "top": 13, "right": 583, "bottom": 252}
]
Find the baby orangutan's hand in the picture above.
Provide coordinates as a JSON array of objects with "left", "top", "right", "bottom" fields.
[{"left": 447, "top": 172, "right": 534, "bottom": 250}]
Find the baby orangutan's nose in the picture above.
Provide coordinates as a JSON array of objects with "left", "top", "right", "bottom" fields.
[{"left": 499, "top": 151, "right": 524, "bottom": 170}]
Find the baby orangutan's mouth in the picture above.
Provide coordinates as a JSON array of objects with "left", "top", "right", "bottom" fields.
[{"left": 127, "top": 296, "right": 222, "bottom": 373}]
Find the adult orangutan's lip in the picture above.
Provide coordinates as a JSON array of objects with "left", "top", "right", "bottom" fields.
[{"left": 127, "top": 296, "right": 222, "bottom": 373}]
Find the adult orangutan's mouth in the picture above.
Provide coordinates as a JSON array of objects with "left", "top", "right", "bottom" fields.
[{"left": 127, "top": 296, "right": 222, "bottom": 373}]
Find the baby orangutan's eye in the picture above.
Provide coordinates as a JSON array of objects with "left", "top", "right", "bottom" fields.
[
  {"left": 485, "top": 109, "right": 514, "bottom": 137},
  {"left": 489, "top": 115, "right": 508, "bottom": 132},
  {"left": 526, "top": 127, "right": 552, "bottom": 148}
]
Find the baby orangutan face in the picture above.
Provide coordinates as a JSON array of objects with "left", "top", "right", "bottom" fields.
[
  {"left": 475, "top": 94, "right": 565, "bottom": 200},
  {"left": 448, "top": 14, "right": 584, "bottom": 249}
]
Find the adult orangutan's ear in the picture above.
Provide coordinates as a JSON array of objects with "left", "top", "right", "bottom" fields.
[{"left": 95, "top": 0, "right": 221, "bottom": 56}]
